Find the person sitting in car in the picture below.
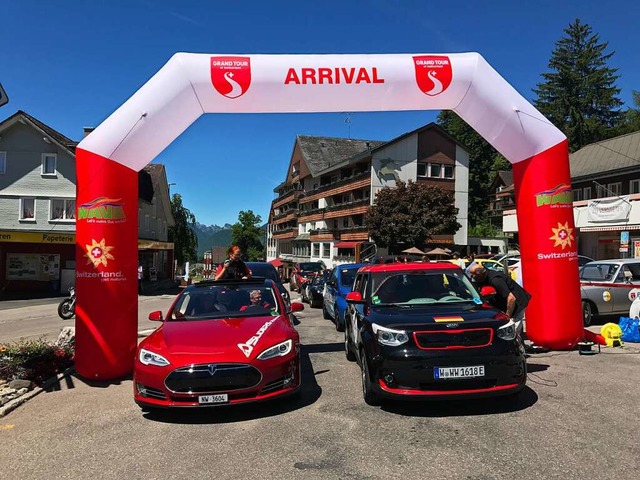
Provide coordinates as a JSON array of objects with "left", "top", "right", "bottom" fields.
[{"left": 240, "top": 290, "right": 272, "bottom": 312}]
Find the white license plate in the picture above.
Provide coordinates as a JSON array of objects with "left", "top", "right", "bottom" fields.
[
  {"left": 434, "top": 365, "right": 485, "bottom": 379},
  {"left": 198, "top": 394, "right": 228, "bottom": 404}
]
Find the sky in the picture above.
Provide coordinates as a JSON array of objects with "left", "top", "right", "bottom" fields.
[{"left": 1, "top": 1, "right": 638, "bottom": 227}]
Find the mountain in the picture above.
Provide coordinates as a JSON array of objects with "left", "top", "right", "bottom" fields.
[{"left": 192, "top": 222, "right": 233, "bottom": 258}]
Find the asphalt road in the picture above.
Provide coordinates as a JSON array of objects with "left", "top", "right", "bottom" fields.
[{"left": 2, "top": 289, "right": 640, "bottom": 479}]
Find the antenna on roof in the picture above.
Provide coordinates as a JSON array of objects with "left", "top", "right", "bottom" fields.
[{"left": 344, "top": 113, "right": 352, "bottom": 139}]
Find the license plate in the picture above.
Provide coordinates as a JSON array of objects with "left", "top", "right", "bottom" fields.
[
  {"left": 198, "top": 394, "right": 228, "bottom": 404},
  {"left": 434, "top": 365, "right": 485, "bottom": 379}
]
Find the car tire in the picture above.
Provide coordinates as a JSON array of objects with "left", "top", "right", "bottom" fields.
[
  {"left": 344, "top": 325, "right": 356, "bottom": 362},
  {"left": 360, "top": 350, "right": 381, "bottom": 406},
  {"left": 582, "top": 300, "right": 593, "bottom": 327},
  {"left": 335, "top": 305, "right": 345, "bottom": 332},
  {"left": 322, "top": 302, "right": 331, "bottom": 320}
]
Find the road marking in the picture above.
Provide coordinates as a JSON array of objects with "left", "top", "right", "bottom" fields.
[{"left": 0, "top": 424, "right": 15, "bottom": 430}]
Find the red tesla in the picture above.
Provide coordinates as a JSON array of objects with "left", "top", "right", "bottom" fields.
[{"left": 134, "top": 278, "right": 304, "bottom": 410}]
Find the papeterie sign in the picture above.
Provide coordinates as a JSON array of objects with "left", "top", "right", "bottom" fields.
[{"left": 587, "top": 196, "right": 631, "bottom": 222}]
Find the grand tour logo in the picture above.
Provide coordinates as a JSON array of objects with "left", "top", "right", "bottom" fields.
[
  {"left": 535, "top": 184, "right": 573, "bottom": 208},
  {"left": 413, "top": 55, "right": 453, "bottom": 96},
  {"left": 211, "top": 56, "right": 251, "bottom": 99},
  {"left": 78, "top": 197, "right": 126, "bottom": 223}
]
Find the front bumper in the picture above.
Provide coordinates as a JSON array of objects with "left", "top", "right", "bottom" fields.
[
  {"left": 369, "top": 342, "right": 526, "bottom": 400},
  {"left": 133, "top": 354, "right": 300, "bottom": 409}
]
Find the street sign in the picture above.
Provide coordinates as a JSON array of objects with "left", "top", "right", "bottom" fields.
[
  {"left": 620, "top": 247, "right": 629, "bottom": 253},
  {"left": 0, "top": 83, "right": 8, "bottom": 107}
]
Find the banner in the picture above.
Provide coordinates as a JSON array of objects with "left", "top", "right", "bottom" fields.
[{"left": 587, "top": 196, "right": 631, "bottom": 222}]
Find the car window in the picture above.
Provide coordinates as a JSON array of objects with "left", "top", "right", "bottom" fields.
[
  {"left": 353, "top": 274, "right": 364, "bottom": 294},
  {"left": 247, "top": 264, "right": 279, "bottom": 282},
  {"left": 481, "top": 261, "right": 504, "bottom": 273},
  {"left": 339, "top": 268, "right": 357, "bottom": 288},
  {"left": 370, "top": 271, "right": 478, "bottom": 305},
  {"left": 580, "top": 263, "right": 618, "bottom": 281},
  {"left": 168, "top": 285, "right": 279, "bottom": 320},
  {"left": 626, "top": 263, "right": 640, "bottom": 281},
  {"left": 328, "top": 269, "right": 337, "bottom": 285},
  {"left": 299, "top": 262, "right": 323, "bottom": 272}
]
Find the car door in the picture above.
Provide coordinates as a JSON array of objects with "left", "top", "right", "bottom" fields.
[
  {"left": 612, "top": 263, "right": 640, "bottom": 313},
  {"left": 350, "top": 273, "right": 368, "bottom": 350},
  {"left": 324, "top": 269, "right": 337, "bottom": 314}
]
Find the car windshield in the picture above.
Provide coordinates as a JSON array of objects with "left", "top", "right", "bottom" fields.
[
  {"left": 299, "top": 262, "right": 323, "bottom": 273},
  {"left": 480, "top": 261, "right": 504, "bottom": 273},
  {"left": 370, "top": 270, "right": 480, "bottom": 305},
  {"left": 247, "top": 263, "right": 279, "bottom": 282},
  {"left": 339, "top": 268, "right": 358, "bottom": 287},
  {"left": 580, "top": 263, "right": 618, "bottom": 281},
  {"left": 168, "top": 284, "right": 279, "bottom": 321}
]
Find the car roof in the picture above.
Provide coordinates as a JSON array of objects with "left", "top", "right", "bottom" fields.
[
  {"left": 584, "top": 259, "right": 640, "bottom": 265},
  {"left": 358, "top": 262, "right": 459, "bottom": 273},
  {"left": 336, "top": 263, "right": 367, "bottom": 271}
]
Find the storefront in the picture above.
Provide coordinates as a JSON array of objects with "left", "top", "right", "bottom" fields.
[{"left": 137, "top": 239, "right": 174, "bottom": 281}]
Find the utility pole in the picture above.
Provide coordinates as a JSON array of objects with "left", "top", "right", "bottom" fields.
[{"left": 344, "top": 113, "right": 352, "bottom": 139}]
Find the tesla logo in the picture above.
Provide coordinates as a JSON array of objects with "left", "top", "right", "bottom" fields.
[
  {"left": 413, "top": 55, "right": 453, "bottom": 96},
  {"left": 207, "top": 364, "right": 217, "bottom": 376},
  {"left": 211, "top": 56, "right": 251, "bottom": 99}
]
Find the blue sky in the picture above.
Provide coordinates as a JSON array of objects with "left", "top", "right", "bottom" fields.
[{"left": 1, "top": 1, "right": 638, "bottom": 226}]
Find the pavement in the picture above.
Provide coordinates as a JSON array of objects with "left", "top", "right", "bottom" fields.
[{"left": 1, "top": 288, "right": 640, "bottom": 479}]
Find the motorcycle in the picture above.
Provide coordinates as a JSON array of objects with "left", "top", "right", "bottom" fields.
[{"left": 58, "top": 286, "right": 76, "bottom": 320}]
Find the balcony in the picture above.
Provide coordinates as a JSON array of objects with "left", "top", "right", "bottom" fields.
[
  {"left": 272, "top": 187, "right": 303, "bottom": 209},
  {"left": 309, "top": 228, "right": 339, "bottom": 242},
  {"left": 300, "top": 171, "right": 370, "bottom": 204},
  {"left": 272, "top": 211, "right": 299, "bottom": 225},
  {"left": 272, "top": 227, "right": 297, "bottom": 240}
]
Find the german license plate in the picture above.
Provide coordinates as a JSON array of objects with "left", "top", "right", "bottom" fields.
[
  {"left": 434, "top": 365, "right": 485, "bottom": 379},
  {"left": 198, "top": 394, "right": 228, "bottom": 404}
]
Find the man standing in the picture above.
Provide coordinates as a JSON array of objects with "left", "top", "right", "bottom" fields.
[
  {"left": 452, "top": 252, "right": 466, "bottom": 269},
  {"left": 469, "top": 263, "right": 531, "bottom": 334}
]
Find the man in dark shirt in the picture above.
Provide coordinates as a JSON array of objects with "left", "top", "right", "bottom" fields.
[{"left": 469, "top": 264, "right": 531, "bottom": 334}]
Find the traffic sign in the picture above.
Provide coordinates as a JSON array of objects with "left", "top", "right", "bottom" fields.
[{"left": 0, "top": 83, "right": 8, "bottom": 107}]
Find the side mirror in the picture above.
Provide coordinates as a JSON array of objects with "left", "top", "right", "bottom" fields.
[
  {"left": 345, "top": 291, "right": 364, "bottom": 303},
  {"left": 148, "top": 310, "right": 164, "bottom": 322},
  {"left": 479, "top": 286, "right": 497, "bottom": 299},
  {"left": 290, "top": 302, "right": 305, "bottom": 313}
]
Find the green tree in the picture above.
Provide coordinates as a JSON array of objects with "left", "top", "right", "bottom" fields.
[
  {"left": 533, "top": 18, "right": 623, "bottom": 151},
  {"left": 168, "top": 193, "right": 198, "bottom": 266},
  {"left": 617, "top": 90, "right": 640, "bottom": 135},
  {"left": 231, "top": 210, "right": 265, "bottom": 261},
  {"left": 365, "top": 181, "right": 460, "bottom": 252},
  {"left": 437, "top": 111, "right": 507, "bottom": 226}
]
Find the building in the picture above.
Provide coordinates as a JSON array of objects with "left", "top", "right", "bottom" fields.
[
  {"left": 0, "top": 110, "right": 174, "bottom": 296},
  {"left": 502, "top": 130, "right": 640, "bottom": 260},
  {"left": 267, "top": 123, "right": 470, "bottom": 268}
]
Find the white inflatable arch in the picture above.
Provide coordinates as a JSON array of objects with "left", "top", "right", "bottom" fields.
[{"left": 75, "top": 53, "right": 583, "bottom": 379}]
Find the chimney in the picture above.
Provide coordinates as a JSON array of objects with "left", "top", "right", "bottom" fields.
[{"left": 83, "top": 127, "right": 95, "bottom": 138}]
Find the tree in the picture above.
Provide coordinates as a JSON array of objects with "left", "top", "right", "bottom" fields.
[
  {"left": 617, "top": 90, "right": 640, "bottom": 135},
  {"left": 533, "top": 18, "right": 623, "bottom": 151},
  {"left": 168, "top": 193, "right": 198, "bottom": 266},
  {"left": 437, "top": 111, "right": 508, "bottom": 226},
  {"left": 231, "top": 210, "right": 265, "bottom": 261},
  {"left": 365, "top": 181, "right": 460, "bottom": 252}
]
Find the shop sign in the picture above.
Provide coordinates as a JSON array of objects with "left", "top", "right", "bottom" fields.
[
  {"left": 0, "top": 230, "right": 74, "bottom": 244},
  {"left": 587, "top": 197, "right": 631, "bottom": 222}
]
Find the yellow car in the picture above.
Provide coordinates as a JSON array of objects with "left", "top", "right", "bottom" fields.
[{"left": 447, "top": 258, "right": 517, "bottom": 280}]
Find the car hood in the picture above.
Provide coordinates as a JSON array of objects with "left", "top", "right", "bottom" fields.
[
  {"left": 157, "top": 315, "right": 289, "bottom": 362},
  {"left": 367, "top": 303, "right": 506, "bottom": 330}
]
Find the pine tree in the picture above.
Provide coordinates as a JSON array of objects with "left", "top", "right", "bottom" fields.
[{"left": 533, "top": 18, "right": 623, "bottom": 151}]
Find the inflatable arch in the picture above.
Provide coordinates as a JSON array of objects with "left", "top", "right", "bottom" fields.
[{"left": 75, "top": 53, "right": 583, "bottom": 379}]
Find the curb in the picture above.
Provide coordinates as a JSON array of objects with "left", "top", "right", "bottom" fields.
[{"left": 0, "top": 366, "right": 75, "bottom": 418}]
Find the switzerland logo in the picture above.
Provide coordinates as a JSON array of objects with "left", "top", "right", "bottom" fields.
[
  {"left": 210, "top": 56, "right": 251, "bottom": 99},
  {"left": 413, "top": 55, "right": 453, "bottom": 96}
]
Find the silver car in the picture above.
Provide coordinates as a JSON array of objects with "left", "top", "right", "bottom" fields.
[{"left": 580, "top": 259, "right": 640, "bottom": 326}]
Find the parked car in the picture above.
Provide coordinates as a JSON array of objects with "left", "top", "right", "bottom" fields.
[
  {"left": 302, "top": 270, "right": 331, "bottom": 308},
  {"left": 580, "top": 259, "right": 640, "bottom": 326},
  {"left": 343, "top": 262, "right": 526, "bottom": 406},
  {"left": 323, "top": 263, "right": 366, "bottom": 331},
  {"left": 290, "top": 262, "right": 325, "bottom": 292},
  {"left": 448, "top": 258, "right": 517, "bottom": 281},
  {"left": 134, "top": 278, "right": 304, "bottom": 410},
  {"left": 246, "top": 262, "right": 290, "bottom": 307}
]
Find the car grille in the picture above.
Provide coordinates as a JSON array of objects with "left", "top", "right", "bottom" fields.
[
  {"left": 414, "top": 328, "right": 493, "bottom": 350},
  {"left": 165, "top": 364, "right": 262, "bottom": 393}
]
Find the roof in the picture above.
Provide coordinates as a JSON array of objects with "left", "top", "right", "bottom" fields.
[
  {"left": 297, "top": 135, "right": 384, "bottom": 177},
  {"left": 142, "top": 163, "right": 175, "bottom": 227},
  {"left": 0, "top": 110, "right": 78, "bottom": 155},
  {"left": 370, "top": 122, "right": 470, "bottom": 156},
  {"left": 498, "top": 171, "right": 513, "bottom": 186},
  {"left": 359, "top": 262, "right": 459, "bottom": 273},
  {"left": 570, "top": 130, "right": 640, "bottom": 179}
]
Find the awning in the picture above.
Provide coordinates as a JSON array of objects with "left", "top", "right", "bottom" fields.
[
  {"left": 580, "top": 225, "right": 640, "bottom": 233},
  {"left": 335, "top": 241, "right": 359, "bottom": 249},
  {"left": 269, "top": 258, "right": 284, "bottom": 267}
]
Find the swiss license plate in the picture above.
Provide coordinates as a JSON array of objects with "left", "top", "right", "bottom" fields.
[
  {"left": 434, "top": 365, "right": 485, "bottom": 379},
  {"left": 198, "top": 394, "right": 228, "bottom": 404}
]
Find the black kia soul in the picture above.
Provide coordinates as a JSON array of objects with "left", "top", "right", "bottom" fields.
[{"left": 343, "top": 262, "right": 526, "bottom": 406}]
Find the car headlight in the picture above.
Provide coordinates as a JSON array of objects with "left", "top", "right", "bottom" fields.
[
  {"left": 372, "top": 323, "right": 409, "bottom": 346},
  {"left": 257, "top": 339, "right": 293, "bottom": 360},
  {"left": 138, "top": 348, "right": 170, "bottom": 367},
  {"left": 497, "top": 320, "right": 516, "bottom": 341}
]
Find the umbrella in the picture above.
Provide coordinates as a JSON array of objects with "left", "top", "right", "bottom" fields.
[
  {"left": 401, "top": 247, "right": 425, "bottom": 255},
  {"left": 425, "top": 248, "right": 451, "bottom": 256}
]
